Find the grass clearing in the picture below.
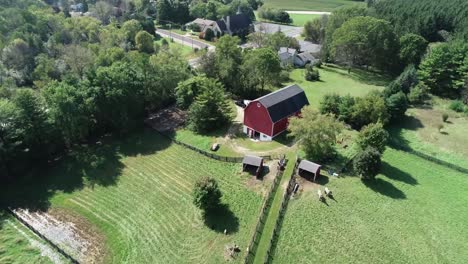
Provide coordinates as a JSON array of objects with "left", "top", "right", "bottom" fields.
[
  {"left": 289, "top": 13, "right": 321, "bottom": 26},
  {"left": 2, "top": 130, "right": 268, "bottom": 263},
  {"left": 271, "top": 148, "right": 468, "bottom": 263},
  {"left": 264, "top": 0, "right": 365, "bottom": 12},
  {"left": 289, "top": 65, "right": 389, "bottom": 109}
]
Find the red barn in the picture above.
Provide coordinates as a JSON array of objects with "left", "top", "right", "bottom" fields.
[{"left": 243, "top": 84, "right": 309, "bottom": 141}]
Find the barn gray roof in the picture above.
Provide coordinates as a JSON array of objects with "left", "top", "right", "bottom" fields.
[
  {"left": 298, "top": 160, "right": 321, "bottom": 174},
  {"left": 256, "top": 84, "right": 309, "bottom": 123},
  {"left": 242, "top": 155, "right": 263, "bottom": 167}
]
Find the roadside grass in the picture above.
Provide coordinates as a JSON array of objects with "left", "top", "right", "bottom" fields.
[
  {"left": 289, "top": 65, "right": 390, "bottom": 109},
  {"left": 0, "top": 212, "right": 61, "bottom": 264},
  {"left": 154, "top": 37, "right": 199, "bottom": 59},
  {"left": 263, "top": 0, "right": 365, "bottom": 12},
  {"left": 2, "top": 131, "right": 266, "bottom": 263},
  {"left": 271, "top": 147, "right": 468, "bottom": 263},
  {"left": 289, "top": 13, "right": 321, "bottom": 26}
]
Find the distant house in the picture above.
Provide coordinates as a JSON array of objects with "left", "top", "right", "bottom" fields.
[
  {"left": 294, "top": 52, "right": 317, "bottom": 67},
  {"left": 243, "top": 84, "right": 309, "bottom": 141},
  {"left": 186, "top": 18, "right": 222, "bottom": 35},
  {"left": 216, "top": 13, "right": 253, "bottom": 36},
  {"left": 278, "top": 47, "right": 297, "bottom": 67}
]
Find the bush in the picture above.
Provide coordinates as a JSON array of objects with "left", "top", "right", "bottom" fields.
[
  {"left": 279, "top": 70, "right": 290, "bottom": 83},
  {"left": 350, "top": 92, "right": 390, "bottom": 129},
  {"left": 205, "top": 28, "right": 215, "bottom": 41},
  {"left": 192, "top": 177, "right": 222, "bottom": 211},
  {"left": 356, "top": 122, "right": 389, "bottom": 154},
  {"left": 353, "top": 147, "right": 382, "bottom": 180},
  {"left": 189, "top": 23, "right": 201, "bottom": 32},
  {"left": 386, "top": 91, "right": 408, "bottom": 120},
  {"left": 449, "top": 100, "right": 464, "bottom": 112},
  {"left": 161, "top": 38, "right": 169, "bottom": 47},
  {"left": 319, "top": 94, "right": 342, "bottom": 116},
  {"left": 257, "top": 6, "right": 292, "bottom": 24},
  {"left": 407, "top": 83, "right": 428, "bottom": 104},
  {"left": 442, "top": 113, "right": 449, "bottom": 122},
  {"left": 305, "top": 65, "right": 320, "bottom": 81}
]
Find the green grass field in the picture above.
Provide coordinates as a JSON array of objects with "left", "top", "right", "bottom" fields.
[
  {"left": 264, "top": 0, "right": 365, "bottom": 12},
  {"left": 289, "top": 65, "right": 390, "bottom": 109},
  {"left": 0, "top": 213, "right": 62, "bottom": 264},
  {"left": 2, "top": 131, "right": 267, "bottom": 263},
  {"left": 271, "top": 147, "right": 468, "bottom": 263},
  {"left": 289, "top": 13, "right": 322, "bottom": 26},
  {"left": 154, "top": 37, "right": 199, "bottom": 59}
]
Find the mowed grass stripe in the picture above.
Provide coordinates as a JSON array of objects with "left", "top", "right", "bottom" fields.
[
  {"left": 27, "top": 131, "right": 265, "bottom": 263},
  {"left": 76, "top": 191, "right": 182, "bottom": 264}
]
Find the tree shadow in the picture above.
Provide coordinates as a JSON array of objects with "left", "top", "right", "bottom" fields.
[
  {"left": 256, "top": 165, "right": 270, "bottom": 180},
  {"left": 362, "top": 178, "right": 406, "bottom": 199},
  {"left": 203, "top": 203, "right": 239, "bottom": 234},
  {"left": 297, "top": 171, "right": 329, "bottom": 185},
  {"left": 387, "top": 114, "right": 425, "bottom": 150},
  {"left": 0, "top": 129, "right": 173, "bottom": 211},
  {"left": 381, "top": 162, "right": 418, "bottom": 186},
  {"left": 323, "top": 65, "right": 393, "bottom": 86}
]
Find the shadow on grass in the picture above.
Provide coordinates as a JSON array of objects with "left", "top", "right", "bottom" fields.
[
  {"left": 203, "top": 203, "right": 239, "bottom": 234},
  {"left": 0, "top": 129, "right": 172, "bottom": 211},
  {"left": 381, "top": 161, "right": 418, "bottom": 186},
  {"left": 323, "top": 64, "right": 393, "bottom": 86},
  {"left": 362, "top": 178, "right": 406, "bottom": 199}
]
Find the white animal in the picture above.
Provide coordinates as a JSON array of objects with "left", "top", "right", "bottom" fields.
[
  {"left": 318, "top": 190, "right": 324, "bottom": 201},
  {"left": 324, "top": 187, "right": 332, "bottom": 196}
]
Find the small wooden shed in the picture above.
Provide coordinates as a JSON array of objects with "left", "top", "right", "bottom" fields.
[
  {"left": 242, "top": 155, "right": 264, "bottom": 177},
  {"left": 298, "top": 160, "right": 321, "bottom": 182}
]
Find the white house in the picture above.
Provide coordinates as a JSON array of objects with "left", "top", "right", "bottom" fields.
[{"left": 278, "top": 47, "right": 297, "bottom": 67}]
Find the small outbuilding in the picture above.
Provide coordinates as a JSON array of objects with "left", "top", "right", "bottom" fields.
[
  {"left": 298, "top": 160, "right": 321, "bottom": 182},
  {"left": 242, "top": 155, "right": 264, "bottom": 177}
]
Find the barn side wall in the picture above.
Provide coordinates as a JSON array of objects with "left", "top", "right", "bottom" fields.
[
  {"left": 244, "top": 102, "right": 273, "bottom": 136},
  {"left": 272, "top": 117, "right": 289, "bottom": 137}
]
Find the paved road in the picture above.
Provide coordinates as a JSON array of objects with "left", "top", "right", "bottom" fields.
[
  {"left": 286, "top": 10, "right": 331, "bottom": 15},
  {"left": 156, "top": 29, "right": 215, "bottom": 50}
]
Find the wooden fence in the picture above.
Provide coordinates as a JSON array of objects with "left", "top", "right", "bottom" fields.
[
  {"left": 7, "top": 208, "right": 80, "bottom": 264},
  {"left": 243, "top": 159, "right": 287, "bottom": 264}
]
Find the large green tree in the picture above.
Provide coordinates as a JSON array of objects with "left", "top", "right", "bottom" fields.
[
  {"left": 241, "top": 48, "right": 281, "bottom": 96},
  {"left": 193, "top": 176, "right": 222, "bottom": 211},
  {"left": 331, "top": 16, "right": 399, "bottom": 72},
  {"left": 399, "top": 33, "right": 428, "bottom": 66},
  {"left": 356, "top": 122, "right": 389, "bottom": 154},
  {"left": 187, "top": 79, "right": 232, "bottom": 133},
  {"left": 289, "top": 106, "right": 343, "bottom": 161},
  {"left": 214, "top": 35, "right": 242, "bottom": 93}
]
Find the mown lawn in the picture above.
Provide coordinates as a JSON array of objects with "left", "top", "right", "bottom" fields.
[
  {"left": 271, "top": 147, "right": 468, "bottom": 263},
  {"left": 264, "top": 0, "right": 365, "bottom": 12},
  {"left": 2, "top": 131, "right": 267, "bottom": 263},
  {"left": 0, "top": 213, "right": 63, "bottom": 264},
  {"left": 289, "top": 65, "right": 389, "bottom": 109},
  {"left": 289, "top": 13, "right": 321, "bottom": 26}
]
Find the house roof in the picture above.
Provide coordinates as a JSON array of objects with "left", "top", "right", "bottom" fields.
[
  {"left": 242, "top": 155, "right": 263, "bottom": 167},
  {"left": 298, "top": 160, "right": 321, "bottom": 174},
  {"left": 279, "top": 47, "right": 297, "bottom": 55},
  {"left": 297, "top": 52, "right": 315, "bottom": 62},
  {"left": 217, "top": 13, "right": 251, "bottom": 33},
  {"left": 255, "top": 84, "right": 309, "bottom": 123},
  {"left": 193, "top": 18, "right": 216, "bottom": 26}
]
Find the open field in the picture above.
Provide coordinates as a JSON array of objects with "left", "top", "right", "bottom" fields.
[
  {"left": 289, "top": 65, "right": 390, "bottom": 109},
  {"left": 289, "top": 13, "right": 322, "bottom": 26},
  {"left": 0, "top": 213, "right": 65, "bottom": 264},
  {"left": 271, "top": 147, "right": 468, "bottom": 263},
  {"left": 264, "top": 0, "right": 365, "bottom": 12},
  {"left": 1, "top": 130, "right": 268, "bottom": 263}
]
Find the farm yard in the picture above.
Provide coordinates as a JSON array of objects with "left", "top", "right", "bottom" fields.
[
  {"left": 1, "top": 131, "right": 271, "bottom": 263},
  {"left": 263, "top": 0, "right": 366, "bottom": 12},
  {"left": 270, "top": 147, "right": 468, "bottom": 263}
]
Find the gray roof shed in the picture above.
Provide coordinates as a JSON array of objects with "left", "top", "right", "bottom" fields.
[
  {"left": 242, "top": 155, "right": 263, "bottom": 167},
  {"left": 298, "top": 160, "right": 321, "bottom": 174}
]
